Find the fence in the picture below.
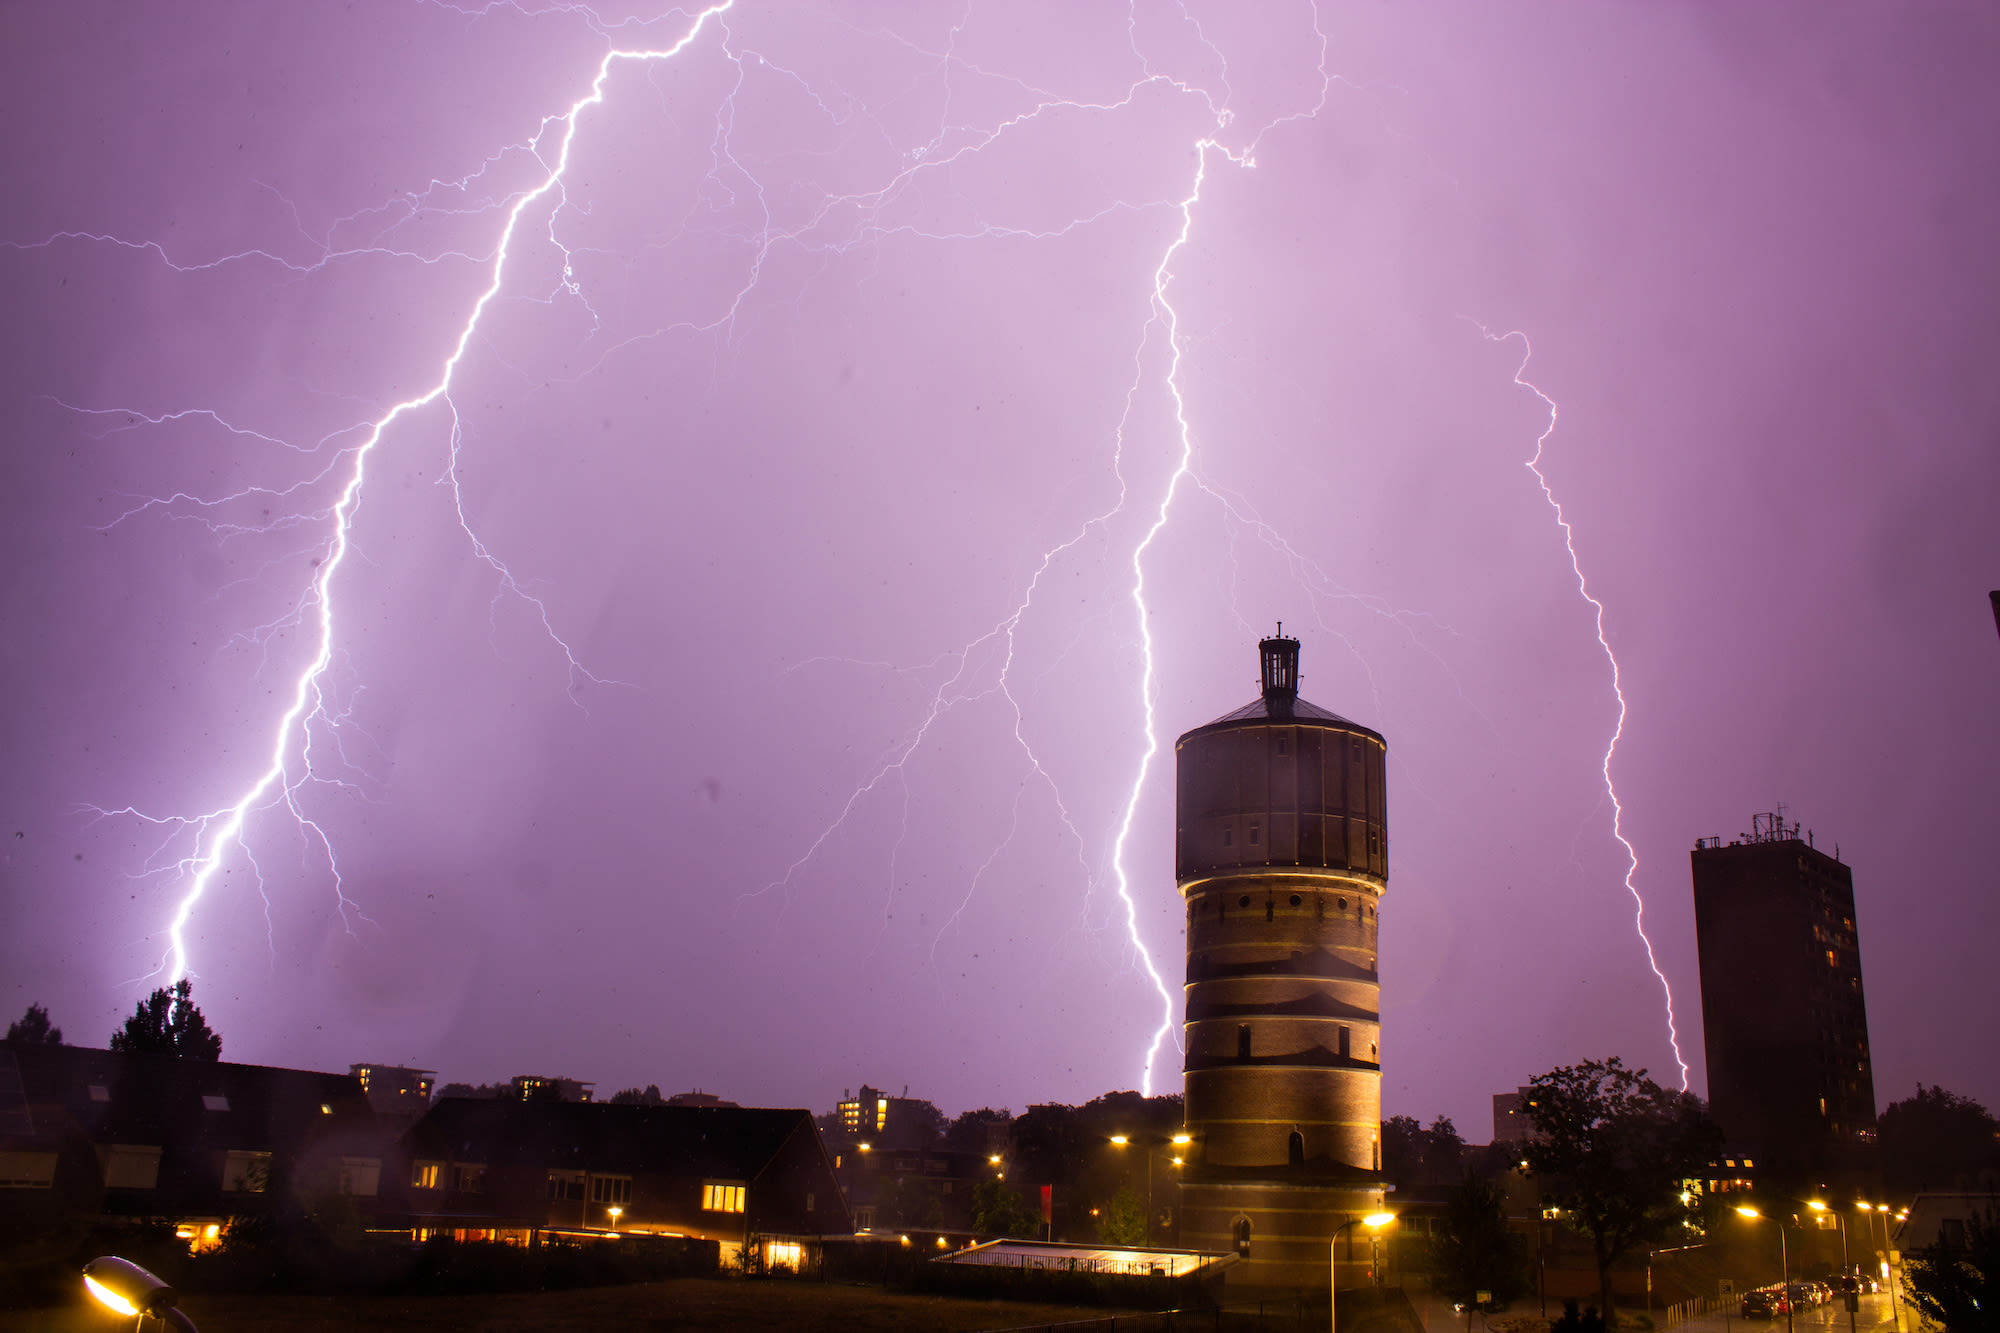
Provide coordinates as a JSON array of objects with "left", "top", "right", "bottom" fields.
[{"left": 1661, "top": 1294, "right": 1733, "bottom": 1329}]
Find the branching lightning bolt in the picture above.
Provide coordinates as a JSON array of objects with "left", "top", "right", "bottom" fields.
[
  {"left": 1478, "top": 324, "right": 1690, "bottom": 1089},
  {"left": 38, "top": 0, "right": 1459, "bottom": 1102},
  {"left": 83, "top": 2, "right": 738, "bottom": 984}
]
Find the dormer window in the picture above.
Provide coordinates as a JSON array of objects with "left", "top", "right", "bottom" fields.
[
  {"left": 202, "top": 1094, "right": 229, "bottom": 1112},
  {"left": 88, "top": 1084, "right": 110, "bottom": 1103}
]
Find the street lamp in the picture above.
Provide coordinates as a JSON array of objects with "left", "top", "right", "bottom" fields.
[
  {"left": 1108, "top": 1132, "right": 1190, "bottom": 1246},
  {"left": 1736, "top": 1207, "right": 1792, "bottom": 1333},
  {"left": 1857, "top": 1203, "right": 1902, "bottom": 1333},
  {"left": 84, "top": 1257, "right": 200, "bottom": 1331},
  {"left": 1806, "top": 1200, "right": 1850, "bottom": 1270},
  {"left": 1330, "top": 1212, "right": 1394, "bottom": 1333}
]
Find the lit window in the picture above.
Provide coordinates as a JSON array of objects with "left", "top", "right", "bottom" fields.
[
  {"left": 876, "top": 1099, "right": 888, "bottom": 1132},
  {"left": 766, "top": 1240, "right": 802, "bottom": 1269},
  {"left": 704, "top": 1182, "right": 746, "bottom": 1213},
  {"left": 412, "top": 1161, "right": 442, "bottom": 1190}
]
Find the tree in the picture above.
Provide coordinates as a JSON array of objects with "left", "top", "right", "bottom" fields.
[
  {"left": 1382, "top": 1115, "right": 1425, "bottom": 1190},
  {"left": 971, "top": 1178, "right": 1041, "bottom": 1238},
  {"left": 1900, "top": 1204, "right": 2000, "bottom": 1333},
  {"left": 610, "top": 1085, "right": 664, "bottom": 1105},
  {"left": 1429, "top": 1173, "right": 1530, "bottom": 1307},
  {"left": 1383, "top": 1114, "right": 1468, "bottom": 1189},
  {"left": 1881, "top": 1085, "right": 2000, "bottom": 1194},
  {"left": 944, "top": 1106, "right": 1013, "bottom": 1154},
  {"left": 884, "top": 1098, "right": 948, "bottom": 1151},
  {"left": 1097, "top": 1184, "right": 1148, "bottom": 1246},
  {"left": 108, "top": 979, "right": 222, "bottom": 1060},
  {"left": 1522, "top": 1058, "right": 1721, "bottom": 1327},
  {"left": 5, "top": 1002, "right": 62, "bottom": 1045}
]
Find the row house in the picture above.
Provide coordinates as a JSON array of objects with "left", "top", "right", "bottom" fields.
[
  {"left": 0, "top": 1042, "right": 382, "bottom": 1243},
  {"left": 391, "top": 1099, "right": 851, "bottom": 1270}
]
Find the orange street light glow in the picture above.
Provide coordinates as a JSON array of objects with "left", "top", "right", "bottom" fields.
[{"left": 84, "top": 1275, "right": 138, "bottom": 1318}]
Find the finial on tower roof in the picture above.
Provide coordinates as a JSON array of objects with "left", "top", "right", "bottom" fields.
[{"left": 1259, "top": 624, "right": 1299, "bottom": 705}]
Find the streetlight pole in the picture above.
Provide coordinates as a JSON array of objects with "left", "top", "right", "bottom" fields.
[
  {"left": 1330, "top": 1212, "right": 1394, "bottom": 1333},
  {"left": 1735, "top": 1207, "right": 1790, "bottom": 1333},
  {"left": 1110, "top": 1131, "right": 1192, "bottom": 1249},
  {"left": 1859, "top": 1203, "right": 1902, "bottom": 1333}
]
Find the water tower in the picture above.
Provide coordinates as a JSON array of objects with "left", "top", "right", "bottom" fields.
[{"left": 1176, "top": 627, "right": 1389, "bottom": 1291}]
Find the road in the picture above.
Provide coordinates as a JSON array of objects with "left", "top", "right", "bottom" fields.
[{"left": 1407, "top": 1291, "right": 1906, "bottom": 1333}]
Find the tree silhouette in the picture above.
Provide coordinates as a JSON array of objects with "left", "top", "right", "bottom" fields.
[
  {"left": 1900, "top": 1204, "right": 2000, "bottom": 1332},
  {"left": 1523, "top": 1057, "right": 1721, "bottom": 1327},
  {"left": 1880, "top": 1085, "right": 2000, "bottom": 1193},
  {"left": 108, "top": 979, "right": 222, "bottom": 1060},
  {"left": 5, "top": 1002, "right": 62, "bottom": 1045},
  {"left": 1430, "top": 1173, "right": 1530, "bottom": 1308}
]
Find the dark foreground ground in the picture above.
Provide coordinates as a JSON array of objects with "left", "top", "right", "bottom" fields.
[
  {"left": 11, "top": 1276, "right": 1171, "bottom": 1333},
  {"left": 10, "top": 1276, "right": 1440, "bottom": 1332}
]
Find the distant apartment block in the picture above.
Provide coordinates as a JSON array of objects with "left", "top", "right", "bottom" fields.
[{"left": 1691, "top": 810, "right": 1878, "bottom": 1193}]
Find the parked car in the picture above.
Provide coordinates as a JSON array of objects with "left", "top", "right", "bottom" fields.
[{"left": 1742, "top": 1289, "right": 1788, "bottom": 1318}]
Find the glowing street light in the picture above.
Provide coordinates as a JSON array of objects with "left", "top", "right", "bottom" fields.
[
  {"left": 1736, "top": 1207, "right": 1792, "bottom": 1333},
  {"left": 1330, "top": 1214, "right": 1395, "bottom": 1333},
  {"left": 84, "top": 1256, "right": 199, "bottom": 1330},
  {"left": 1856, "top": 1203, "right": 1903, "bottom": 1333}
]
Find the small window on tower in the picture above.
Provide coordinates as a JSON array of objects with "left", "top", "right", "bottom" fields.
[
  {"left": 1222, "top": 828, "right": 1233, "bottom": 847},
  {"left": 1248, "top": 824, "right": 1261, "bottom": 846},
  {"left": 1238, "top": 1026, "right": 1252, "bottom": 1060},
  {"left": 1276, "top": 735, "right": 1288, "bottom": 755}
]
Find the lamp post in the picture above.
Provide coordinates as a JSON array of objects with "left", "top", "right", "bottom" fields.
[
  {"left": 1808, "top": 1202, "right": 1855, "bottom": 1333},
  {"left": 1807, "top": 1200, "right": 1849, "bottom": 1270},
  {"left": 1109, "top": 1131, "right": 1192, "bottom": 1247},
  {"left": 1735, "top": 1207, "right": 1791, "bottom": 1333},
  {"left": 1330, "top": 1212, "right": 1394, "bottom": 1333},
  {"left": 1857, "top": 1203, "right": 1902, "bottom": 1333},
  {"left": 84, "top": 1257, "right": 200, "bottom": 1331}
]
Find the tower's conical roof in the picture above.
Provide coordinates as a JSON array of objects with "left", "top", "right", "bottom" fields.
[{"left": 1181, "top": 625, "right": 1383, "bottom": 743}]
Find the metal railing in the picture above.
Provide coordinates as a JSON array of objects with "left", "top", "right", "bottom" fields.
[{"left": 1662, "top": 1294, "right": 1734, "bottom": 1329}]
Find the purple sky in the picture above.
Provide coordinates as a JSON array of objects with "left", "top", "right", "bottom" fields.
[{"left": 3, "top": 2, "right": 1995, "bottom": 1134}]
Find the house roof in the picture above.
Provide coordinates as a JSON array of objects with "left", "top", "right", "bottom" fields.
[
  {"left": 0, "top": 1041, "right": 378, "bottom": 1154},
  {"left": 407, "top": 1099, "right": 818, "bottom": 1181}
]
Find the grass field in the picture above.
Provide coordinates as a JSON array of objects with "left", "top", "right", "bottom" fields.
[{"left": 12, "top": 1275, "right": 1146, "bottom": 1332}]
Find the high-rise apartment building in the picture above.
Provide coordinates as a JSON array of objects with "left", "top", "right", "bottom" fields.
[{"left": 1690, "top": 811, "right": 1878, "bottom": 1193}]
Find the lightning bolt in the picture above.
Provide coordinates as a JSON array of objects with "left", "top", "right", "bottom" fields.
[
  {"left": 36, "top": 1, "right": 1465, "bottom": 1104},
  {"left": 78, "top": 2, "right": 738, "bottom": 983},
  {"left": 1478, "top": 324, "right": 1690, "bottom": 1089}
]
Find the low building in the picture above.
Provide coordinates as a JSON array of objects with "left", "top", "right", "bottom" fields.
[
  {"left": 351, "top": 1063, "right": 435, "bottom": 1133},
  {"left": 508, "top": 1075, "right": 593, "bottom": 1103},
  {"left": 0, "top": 1043, "right": 383, "bottom": 1239},
  {"left": 391, "top": 1099, "right": 851, "bottom": 1268}
]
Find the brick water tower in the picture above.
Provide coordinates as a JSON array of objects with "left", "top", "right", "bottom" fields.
[{"left": 1176, "top": 627, "right": 1389, "bottom": 1292}]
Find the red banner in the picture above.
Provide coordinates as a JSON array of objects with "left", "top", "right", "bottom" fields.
[{"left": 1040, "top": 1185, "right": 1053, "bottom": 1224}]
